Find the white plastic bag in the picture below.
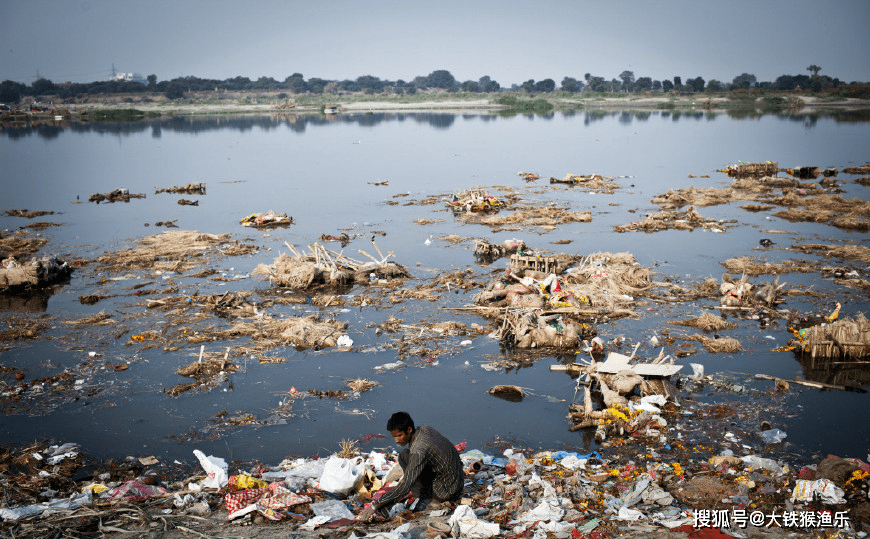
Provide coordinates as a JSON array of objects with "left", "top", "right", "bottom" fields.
[
  {"left": 318, "top": 456, "right": 362, "bottom": 495},
  {"left": 193, "top": 450, "right": 228, "bottom": 489}
]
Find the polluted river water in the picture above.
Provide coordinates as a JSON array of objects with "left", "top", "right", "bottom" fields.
[{"left": 0, "top": 109, "right": 868, "bottom": 472}]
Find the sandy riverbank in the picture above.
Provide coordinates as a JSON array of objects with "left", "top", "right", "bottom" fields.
[{"left": 24, "top": 92, "right": 869, "bottom": 118}]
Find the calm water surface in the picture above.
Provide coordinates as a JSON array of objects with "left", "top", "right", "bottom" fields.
[{"left": 1, "top": 110, "right": 868, "bottom": 467}]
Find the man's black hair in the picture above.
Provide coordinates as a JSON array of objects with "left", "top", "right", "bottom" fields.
[{"left": 386, "top": 411, "right": 415, "bottom": 433}]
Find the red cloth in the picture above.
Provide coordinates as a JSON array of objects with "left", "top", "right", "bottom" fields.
[{"left": 671, "top": 525, "right": 734, "bottom": 538}]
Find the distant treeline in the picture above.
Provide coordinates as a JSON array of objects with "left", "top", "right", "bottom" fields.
[{"left": 2, "top": 68, "right": 868, "bottom": 103}]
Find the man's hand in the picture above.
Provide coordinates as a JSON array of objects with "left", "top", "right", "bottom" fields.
[{"left": 357, "top": 504, "right": 378, "bottom": 523}]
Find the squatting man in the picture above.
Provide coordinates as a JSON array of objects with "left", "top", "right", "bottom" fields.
[{"left": 357, "top": 411, "right": 464, "bottom": 522}]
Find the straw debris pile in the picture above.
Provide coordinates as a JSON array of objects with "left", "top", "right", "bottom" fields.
[
  {"left": 792, "top": 313, "right": 870, "bottom": 359},
  {"left": 614, "top": 206, "right": 734, "bottom": 233},
  {"left": 253, "top": 241, "right": 409, "bottom": 290},
  {"left": 96, "top": 230, "right": 246, "bottom": 272}
]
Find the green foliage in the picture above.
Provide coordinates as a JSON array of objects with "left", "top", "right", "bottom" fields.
[
  {"left": 165, "top": 83, "right": 184, "bottom": 100},
  {"left": 495, "top": 95, "right": 553, "bottom": 114},
  {"left": 656, "top": 101, "right": 676, "bottom": 110},
  {"left": 834, "top": 83, "right": 870, "bottom": 99},
  {"left": 0, "top": 80, "right": 25, "bottom": 103},
  {"left": 90, "top": 108, "right": 148, "bottom": 122}
]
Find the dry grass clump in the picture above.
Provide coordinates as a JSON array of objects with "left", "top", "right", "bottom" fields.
[
  {"left": 614, "top": 206, "right": 733, "bottom": 233},
  {"left": 792, "top": 244, "right": 870, "bottom": 265},
  {"left": 0, "top": 230, "right": 49, "bottom": 260},
  {"left": 720, "top": 257, "right": 817, "bottom": 276},
  {"left": 651, "top": 187, "right": 734, "bottom": 209},
  {"left": 347, "top": 378, "right": 379, "bottom": 393},
  {"left": 463, "top": 206, "right": 592, "bottom": 232},
  {"left": 772, "top": 208, "right": 832, "bottom": 223},
  {"left": 204, "top": 316, "right": 349, "bottom": 349},
  {"left": 684, "top": 334, "right": 742, "bottom": 353},
  {"left": 669, "top": 312, "right": 737, "bottom": 331},
  {"left": 337, "top": 439, "right": 359, "bottom": 458},
  {"left": 64, "top": 312, "right": 113, "bottom": 326},
  {"left": 96, "top": 230, "right": 237, "bottom": 272},
  {"left": 562, "top": 252, "right": 652, "bottom": 305},
  {"left": 741, "top": 204, "right": 775, "bottom": 212}
]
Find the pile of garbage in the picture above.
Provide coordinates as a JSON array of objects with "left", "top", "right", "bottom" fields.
[
  {"left": 613, "top": 206, "right": 735, "bottom": 233},
  {"left": 475, "top": 251, "right": 650, "bottom": 330},
  {"left": 1, "top": 437, "right": 867, "bottom": 538},
  {"left": 720, "top": 161, "right": 779, "bottom": 178},
  {"left": 0, "top": 256, "right": 72, "bottom": 293},
  {"left": 253, "top": 241, "right": 409, "bottom": 290},
  {"left": 559, "top": 348, "right": 683, "bottom": 440},
  {"left": 473, "top": 238, "right": 526, "bottom": 261},
  {"left": 445, "top": 186, "right": 506, "bottom": 213},
  {"left": 549, "top": 173, "right": 621, "bottom": 193},
  {"left": 155, "top": 182, "right": 206, "bottom": 194},
  {"left": 239, "top": 211, "right": 294, "bottom": 229},
  {"left": 88, "top": 188, "right": 145, "bottom": 203}
]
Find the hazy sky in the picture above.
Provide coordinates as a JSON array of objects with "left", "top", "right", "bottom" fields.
[{"left": 3, "top": 0, "right": 869, "bottom": 87}]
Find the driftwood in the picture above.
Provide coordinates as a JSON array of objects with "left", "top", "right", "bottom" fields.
[{"left": 754, "top": 374, "right": 866, "bottom": 393}]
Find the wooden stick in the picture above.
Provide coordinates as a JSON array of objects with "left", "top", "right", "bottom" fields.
[
  {"left": 284, "top": 241, "right": 301, "bottom": 258},
  {"left": 198, "top": 345, "right": 204, "bottom": 364},
  {"left": 753, "top": 374, "right": 865, "bottom": 393},
  {"left": 371, "top": 240, "right": 385, "bottom": 260},
  {"left": 358, "top": 249, "right": 381, "bottom": 264}
]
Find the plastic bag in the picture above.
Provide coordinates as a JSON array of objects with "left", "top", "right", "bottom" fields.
[
  {"left": 193, "top": 449, "right": 228, "bottom": 489},
  {"left": 318, "top": 456, "right": 363, "bottom": 495}
]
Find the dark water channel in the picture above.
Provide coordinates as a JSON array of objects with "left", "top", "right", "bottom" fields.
[{"left": 1, "top": 109, "right": 868, "bottom": 468}]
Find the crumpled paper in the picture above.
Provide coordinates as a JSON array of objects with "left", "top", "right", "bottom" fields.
[
  {"left": 449, "top": 504, "right": 501, "bottom": 538},
  {"left": 791, "top": 479, "right": 846, "bottom": 504}
]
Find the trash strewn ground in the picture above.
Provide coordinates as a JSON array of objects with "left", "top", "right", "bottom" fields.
[{"left": 2, "top": 400, "right": 867, "bottom": 539}]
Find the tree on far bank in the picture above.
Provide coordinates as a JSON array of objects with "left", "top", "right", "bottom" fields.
[
  {"left": 1, "top": 80, "right": 25, "bottom": 103},
  {"left": 147, "top": 74, "right": 157, "bottom": 87},
  {"left": 561, "top": 77, "right": 581, "bottom": 92},
  {"left": 662, "top": 79, "right": 674, "bottom": 92},
  {"left": 165, "top": 82, "right": 184, "bottom": 100},
  {"left": 461, "top": 80, "right": 480, "bottom": 92},
  {"left": 634, "top": 77, "right": 652, "bottom": 92},
  {"left": 686, "top": 76, "right": 705, "bottom": 92},
  {"left": 520, "top": 79, "right": 535, "bottom": 93},
  {"left": 619, "top": 70, "right": 635, "bottom": 92},
  {"left": 807, "top": 65, "right": 821, "bottom": 77},
  {"left": 478, "top": 75, "right": 500, "bottom": 92},
  {"left": 534, "top": 79, "right": 555, "bottom": 93},
  {"left": 426, "top": 70, "right": 457, "bottom": 90},
  {"left": 731, "top": 73, "right": 756, "bottom": 90},
  {"left": 31, "top": 77, "right": 56, "bottom": 96}
]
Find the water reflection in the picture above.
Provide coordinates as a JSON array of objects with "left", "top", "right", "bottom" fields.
[
  {"left": 796, "top": 353, "right": 870, "bottom": 389},
  {"left": 2, "top": 107, "right": 869, "bottom": 141}
]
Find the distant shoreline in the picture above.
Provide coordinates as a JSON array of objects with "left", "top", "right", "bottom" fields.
[{"left": 4, "top": 92, "right": 870, "bottom": 120}]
